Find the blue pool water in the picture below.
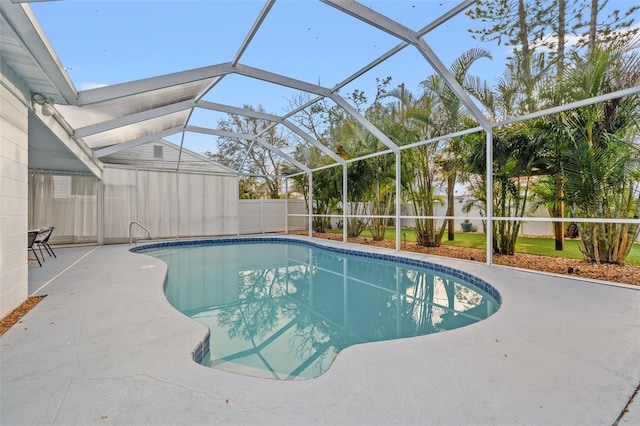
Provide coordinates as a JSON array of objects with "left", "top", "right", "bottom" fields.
[{"left": 134, "top": 238, "right": 500, "bottom": 380}]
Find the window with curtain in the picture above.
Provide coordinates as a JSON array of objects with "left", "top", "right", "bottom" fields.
[{"left": 29, "top": 171, "right": 98, "bottom": 244}]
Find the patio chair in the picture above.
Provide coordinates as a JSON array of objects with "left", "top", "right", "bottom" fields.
[
  {"left": 35, "top": 227, "right": 56, "bottom": 259},
  {"left": 28, "top": 230, "right": 42, "bottom": 266}
]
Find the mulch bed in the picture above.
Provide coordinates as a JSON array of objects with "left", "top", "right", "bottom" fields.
[{"left": 0, "top": 296, "right": 46, "bottom": 336}]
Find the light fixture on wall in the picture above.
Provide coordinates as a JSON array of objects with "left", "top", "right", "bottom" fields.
[{"left": 31, "top": 93, "right": 55, "bottom": 116}]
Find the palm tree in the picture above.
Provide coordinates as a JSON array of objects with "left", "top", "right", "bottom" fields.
[
  {"left": 286, "top": 143, "right": 342, "bottom": 234},
  {"left": 556, "top": 40, "right": 640, "bottom": 264},
  {"left": 334, "top": 119, "right": 383, "bottom": 238},
  {"left": 391, "top": 90, "right": 444, "bottom": 247},
  {"left": 420, "top": 48, "right": 493, "bottom": 241},
  {"left": 461, "top": 51, "right": 552, "bottom": 255},
  {"left": 463, "top": 125, "right": 548, "bottom": 255}
]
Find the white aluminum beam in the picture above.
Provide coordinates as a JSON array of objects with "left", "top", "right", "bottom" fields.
[
  {"left": 254, "top": 119, "right": 346, "bottom": 167},
  {"left": 413, "top": 38, "right": 491, "bottom": 129},
  {"left": 395, "top": 151, "right": 401, "bottom": 251},
  {"left": 231, "top": 0, "right": 275, "bottom": 66},
  {"left": 322, "top": 1, "right": 419, "bottom": 43},
  {"left": 308, "top": 172, "right": 313, "bottom": 237},
  {"left": 231, "top": 64, "right": 334, "bottom": 97},
  {"left": 197, "top": 100, "right": 282, "bottom": 122},
  {"left": 278, "top": 0, "right": 475, "bottom": 123},
  {"left": 331, "top": 0, "right": 475, "bottom": 90},
  {"left": 176, "top": 130, "right": 186, "bottom": 173},
  {"left": 195, "top": 75, "right": 226, "bottom": 102},
  {"left": 281, "top": 120, "right": 346, "bottom": 165},
  {"left": 322, "top": 0, "right": 491, "bottom": 130},
  {"left": 93, "top": 127, "right": 183, "bottom": 158},
  {"left": 342, "top": 163, "right": 348, "bottom": 243},
  {"left": 237, "top": 141, "right": 256, "bottom": 173},
  {"left": 198, "top": 100, "right": 345, "bottom": 166},
  {"left": 186, "top": 126, "right": 249, "bottom": 139},
  {"left": 493, "top": 85, "right": 640, "bottom": 128},
  {"left": 280, "top": 96, "right": 324, "bottom": 122},
  {"left": 485, "top": 130, "right": 493, "bottom": 265},
  {"left": 185, "top": 126, "right": 310, "bottom": 172},
  {"left": 277, "top": 0, "right": 474, "bottom": 123},
  {"left": 253, "top": 137, "right": 310, "bottom": 173},
  {"left": 331, "top": 93, "right": 400, "bottom": 152},
  {"left": 400, "top": 126, "right": 484, "bottom": 152},
  {"left": 78, "top": 63, "right": 234, "bottom": 105},
  {"left": 75, "top": 100, "right": 195, "bottom": 138},
  {"left": 345, "top": 148, "right": 393, "bottom": 164}
]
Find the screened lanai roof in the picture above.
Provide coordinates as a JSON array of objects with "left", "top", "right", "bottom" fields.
[
  {"left": 0, "top": 0, "right": 491, "bottom": 176},
  {"left": 2, "top": 0, "right": 638, "bottom": 178}
]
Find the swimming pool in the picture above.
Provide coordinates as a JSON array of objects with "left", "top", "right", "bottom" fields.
[{"left": 134, "top": 237, "right": 500, "bottom": 380}]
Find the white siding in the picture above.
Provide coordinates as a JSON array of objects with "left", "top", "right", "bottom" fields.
[{"left": 100, "top": 140, "right": 234, "bottom": 174}]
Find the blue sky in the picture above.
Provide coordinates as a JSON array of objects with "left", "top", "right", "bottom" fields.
[
  {"left": 31, "top": 1, "right": 504, "bottom": 105},
  {"left": 29, "top": 0, "right": 638, "bottom": 155}
]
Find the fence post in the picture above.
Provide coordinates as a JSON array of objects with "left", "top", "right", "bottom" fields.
[
  {"left": 395, "top": 151, "right": 401, "bottom": 251},
  {"left": 285, "top": 179, "right": 289, "bottom": 234},
  {"left": 343, "top": 164, "right": 348, "bottom": 243},
  {"left": 486, "top": 131, "right": 493, "bottom": 265},
  {"left": 309, "top": 172, "right": 314, "bottom": 237},
  {"left": 260, "top": 198, "right": 264, "bottom": 234}
]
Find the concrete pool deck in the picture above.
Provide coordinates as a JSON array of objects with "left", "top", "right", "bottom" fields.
[{"left": 1, "top": 235, "right": 639, "bottom": 425}]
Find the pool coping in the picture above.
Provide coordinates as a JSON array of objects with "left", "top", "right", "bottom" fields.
[{"left": 2, "top": 234, "right": 640, "bottom": 425}]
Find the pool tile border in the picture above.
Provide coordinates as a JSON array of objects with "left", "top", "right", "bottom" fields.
[{"left": 191, "top": 330, "right": 210, "bottom": 364}]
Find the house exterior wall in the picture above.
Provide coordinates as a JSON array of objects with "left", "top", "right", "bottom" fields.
[
  {"left": 0, "top": 65, "right": 30, "bottom": 318},
  {"left": 100, "top": 141, "right": 235, "bottom": 175}
]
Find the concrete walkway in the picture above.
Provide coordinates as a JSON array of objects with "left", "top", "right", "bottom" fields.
[
  {"left": 2, "top": 236, "right": 639, "bottom": 425},
  {"left": 27, "top": 245, "right": 99, "bottom": 295}
]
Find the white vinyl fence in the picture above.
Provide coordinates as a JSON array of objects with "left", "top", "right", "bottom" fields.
[
  {"left": 255, "top": 197, "right": 557, "bottom": 237},
  {"left": 399, "top": 198, "right": 555, "bottom": 236},
  {"left": 239, "top": 199, "right": 308, "bottom": 234}
]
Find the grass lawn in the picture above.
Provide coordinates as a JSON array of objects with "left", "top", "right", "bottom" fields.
[{"left": 326, "top": 228, "right": 640, "bottom": 266}]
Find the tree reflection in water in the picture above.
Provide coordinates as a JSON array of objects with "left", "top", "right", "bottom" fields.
[{"left": 152, "top": 242, "right": 499, "bottom": 380}]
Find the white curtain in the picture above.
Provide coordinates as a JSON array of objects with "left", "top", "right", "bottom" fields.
[
  {"left": 29, "top": 171, "right": 97, "bottom": 244},
  {"left": 178, "top": 173, "right": 238, "bottom": 236},
  {"left": 29, "top": 173, "right": 53, "bottom": 229},
  {"left": 137, "top": 170, "right": 179, "bottom": 239},
  {"left": 178, "top": 172, "right": 203, "bottom": 236},
  {"left": 104, "top": 167, "right": 238, "bottom": 242},
  {"left": 103, "top": 168, "right": 137, "bottom": 243},
  {"left": 41, "top": 167, "right": 239, "bottom": 244},
  {"left": 202, "top": 174, "right": 238, "bottom": 236}
]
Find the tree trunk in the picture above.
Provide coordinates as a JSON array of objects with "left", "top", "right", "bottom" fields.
[
  {"left": 589, "top": 0, "right": 599, "bottom": 53},
  {"left": 553, "top": 174, "right": 565, "bottom": 250},
  {"left": 446, "top": 172, "right": 455, "bottom": 241},
  {"left": 553, "top": 221, "right": 565, "bottom": 250},
  {"left": 557, "top": 0, "right": 566, "bottom": 79},
  {"left": 517, "top": 0, "right": 530, "bottom": 58}
]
